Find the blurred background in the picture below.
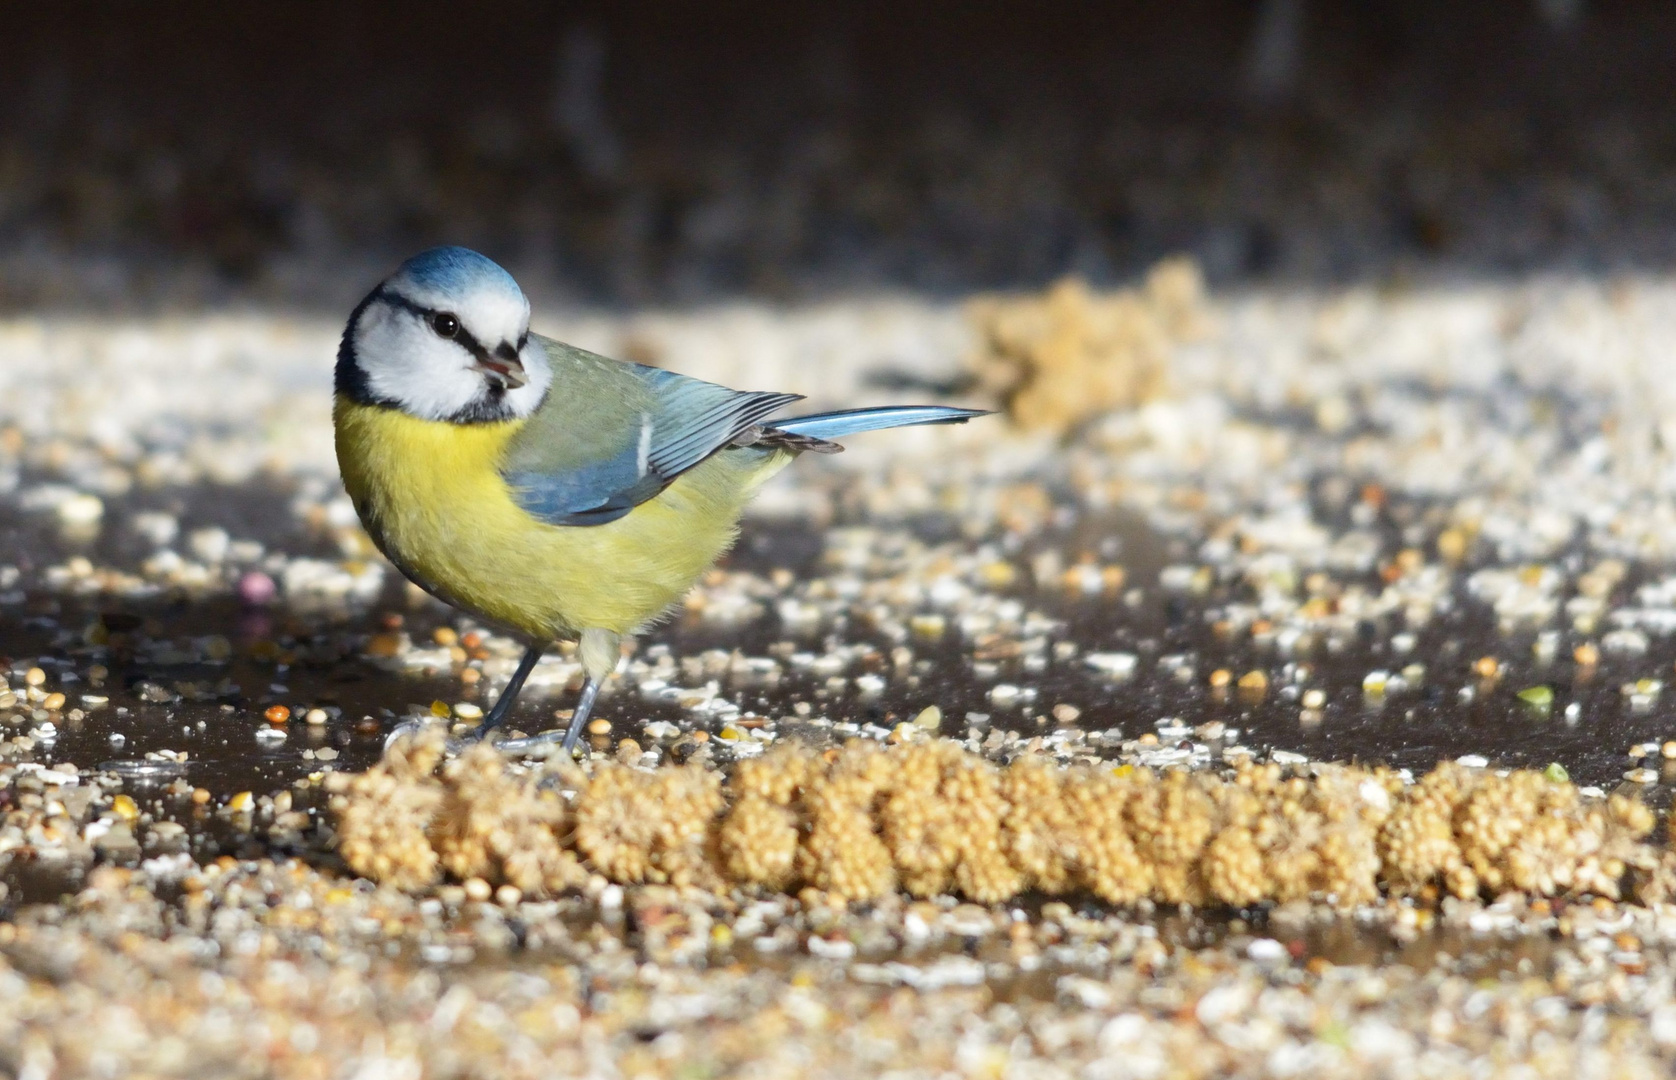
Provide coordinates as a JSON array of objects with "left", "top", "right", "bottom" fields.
[{"left": 3, "top": 0, "right": 1675, "bottom": 311}]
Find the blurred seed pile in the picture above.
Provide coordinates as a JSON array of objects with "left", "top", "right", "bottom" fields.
[
  {"left": 331, "top": 737, "right": 586, "bottom": 894},
  {"left": 966, "top": 257, "right": 1205, "bottom": 435},
  {"left": 331, "top": 733, "right": 1671, "bottom": 908}
]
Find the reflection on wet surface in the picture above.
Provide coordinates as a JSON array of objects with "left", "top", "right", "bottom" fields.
[{"left": 7, "top": 476, "right": 1674, "bottom": 813}]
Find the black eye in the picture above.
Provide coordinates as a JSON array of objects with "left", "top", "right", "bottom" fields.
[{"left": 431, "top": 312, "right": 460, "bottom": 338}]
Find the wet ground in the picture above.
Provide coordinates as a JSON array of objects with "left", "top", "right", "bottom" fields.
[
  {"left": 8, "top": 278, "right": 1676, "bottom": 1076},
  {"left": 8, "top": 433, "right": 1675, "bottom": 808}
]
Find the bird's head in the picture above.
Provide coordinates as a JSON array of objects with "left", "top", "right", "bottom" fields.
[{"left": 337, "top": 247, "right": 552, "bottom": 423}]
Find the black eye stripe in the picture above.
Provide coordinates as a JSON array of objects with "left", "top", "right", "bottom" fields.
[
  {"left": 451, "top": 324, "right": 490, "bottom": 361},
  {"left": 376, "top": 287, "right": 495, "bottom": 363}
]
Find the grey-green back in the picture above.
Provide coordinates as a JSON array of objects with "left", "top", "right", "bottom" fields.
[{"left": 500, "top": 335, "right": 799, "bottom": 526}]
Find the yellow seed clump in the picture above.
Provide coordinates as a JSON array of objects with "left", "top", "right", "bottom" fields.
[
  {"left": 998, "top": 755, "right": 1078, "bottom": 893},
  {"left": 966, "top": 261, "right": 1201, "bottom": 434},
  {"left": 797, "top": 742, "right": 897, "bottom": 902},
  {"left": 1060, "top": 769, "right": 1152, "bottom": 905},
  {"left": 1128, "top": 769, "right": 1214, "bottom": 905},
  {"left": 329, "top": 734, "right": 1666, "bottom": 908},
  {"left": 879, "top": 740, "right": 1021, "bottom": 902},
  {"left": 716, "top": 746, "right": 808, "bottom": 889},
  {"left": 1378, "top": 764, "right": 1468, "bottom": 892},
  {"left": 329, "top": 730, "right": 447, "bottom": 891},
  {"left": 429, "top": 745, "right": 584, "bottom": 896},
  {"left": 573, "top": 762, "right": 723, "bottom": 889},
  {"left": 718, "top": 794, "right": 801, "bottom": 889},
  {"left": 1203, "top": 824, "right": 1266, "bottom": 907}
]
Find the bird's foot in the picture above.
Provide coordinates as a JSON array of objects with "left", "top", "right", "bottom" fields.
[
  {"left": 383, "top": 716, "right": 581, "bottom": 759},
  {"left": 489, "top": 729, "right": 581, "bottom": 758},
  {"left": 382, "top": 718, "right": 465, "bottom": 755}
]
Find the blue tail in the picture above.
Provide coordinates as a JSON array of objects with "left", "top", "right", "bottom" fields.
[{"left": 768, "top": 405, "right": 990, "bottom": 443}]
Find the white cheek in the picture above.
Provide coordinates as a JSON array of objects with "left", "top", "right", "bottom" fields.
[{"left": 358, "top": 315, "right": 484, "bottom": 421}]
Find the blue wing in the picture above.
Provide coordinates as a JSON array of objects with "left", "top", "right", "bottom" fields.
[{"left": 502, "top": 337, "right": 800, "bottom": 526}]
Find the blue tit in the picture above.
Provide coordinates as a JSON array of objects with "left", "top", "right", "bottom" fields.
[{"left": 334, "top": 246, "right": 986, "bottom": 752}]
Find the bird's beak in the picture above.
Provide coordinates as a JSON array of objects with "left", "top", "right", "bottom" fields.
[{"left": 471, "top": 357, "right": 527, "bottom": 389}]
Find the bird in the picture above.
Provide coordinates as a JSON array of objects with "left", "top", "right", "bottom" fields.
[{"left": 334, "top": 246, "right": 986, "bottom": 753}]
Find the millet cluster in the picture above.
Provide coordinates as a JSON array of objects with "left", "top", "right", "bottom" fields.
[{"left": 331, "top": 732, "right": 1669, "bottom": 907}]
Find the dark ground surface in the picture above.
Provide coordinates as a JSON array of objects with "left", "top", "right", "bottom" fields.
[{"left": 4, "top": 456, "right": 1672, "bottom": 817}]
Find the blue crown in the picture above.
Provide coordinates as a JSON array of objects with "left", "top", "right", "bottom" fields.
[{"left": 396, "top": 246, "right": 521, "bottom": 296}]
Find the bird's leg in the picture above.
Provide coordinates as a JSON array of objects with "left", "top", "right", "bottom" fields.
[
  {"left": 559, "top": 676, "right": 602, "bottom": 754},
  {"left": 473, "top": 642, "right": 545, "bottom": 737},
  {"left": 560, "top": 627, "right": 619, "bottom": 752},
  {"left": 496, "top": 628, "right": 622, "bottom": 757},
  {"left": 493, "top": 676, "right": 600, "bottom": 757}
]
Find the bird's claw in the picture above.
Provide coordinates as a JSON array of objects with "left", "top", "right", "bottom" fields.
[
  {"left": 383, "top": 718, "right": 464, "bottom": 755},
  {"left": 384, "top": 717, "right": 581, "bottom": 759},
  {"left": 488, "top": 730, "right": 582, "bottom": 758}
]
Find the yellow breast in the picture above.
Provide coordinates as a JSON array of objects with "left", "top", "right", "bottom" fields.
[{"left": 333, "top": 397, "right": 789, "bottom": 640}]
